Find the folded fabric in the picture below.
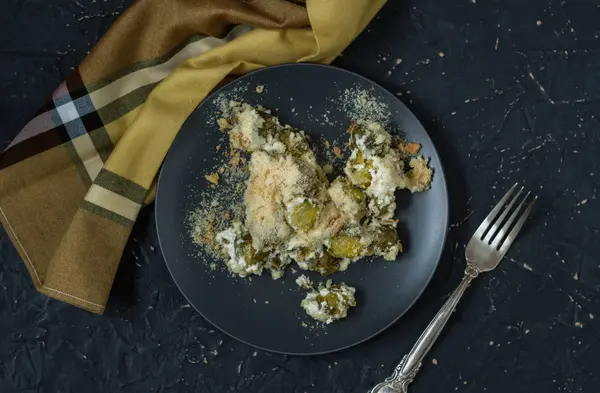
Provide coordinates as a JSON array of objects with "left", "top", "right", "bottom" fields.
[{"left": 0, "top": 0, "right": 385, "bottom": 314}]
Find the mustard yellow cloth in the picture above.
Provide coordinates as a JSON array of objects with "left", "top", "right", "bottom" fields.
[{"left": 0, "top": 0, "right": 385, "bottom": 313}]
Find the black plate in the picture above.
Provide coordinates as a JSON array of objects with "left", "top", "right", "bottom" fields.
[{"left": 156, "top": 64, "right": 449, "bottom": 355}]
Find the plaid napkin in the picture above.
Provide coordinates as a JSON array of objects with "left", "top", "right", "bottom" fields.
[{"left": 0, "top": 0, "right": 385, "bottom": 313}]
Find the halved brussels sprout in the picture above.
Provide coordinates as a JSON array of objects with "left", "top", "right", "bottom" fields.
[
  {"left": 317, "top": 292, "right": 340, "bottom": 309},
  {"left": 354, "top": 151, "right": 366, "bottom": 165},
  {"left": 328, "top": 235, "right": 364, "bottom": 258},
  {"left": 373, "top": 226, "right": 399, "bottom": 250},
  {"left": 279, "top": 128, "right": 309, "bottom": 157},
  {"left": 314, "top": 251, "right": 341, "bottom": 276},
  {"left": 350, "top": 168, "right": 372, "bottom": 188},
  {"left": 360, "top": 133, "right": 387, "bottom": 156},
  {"left": 348, "top": 152, "right": 374, "bottom": 188},
  {"left": 240, "top": 235, "right": 258, "bottom": 265},
  {"left": 342, "top": 183, "right": 366, "bottom": 203},
  {"left": 258, "top": 112, "right": 278, "bottom": 137},
  {"left": 315, "top": 287, "right": 356, "bottom": 315},
  {"left": 348, "top": 122, "right": 365, "bottom": 148},
  {"left": 289, "top": 201, "right": 320, "bottom": 232}
]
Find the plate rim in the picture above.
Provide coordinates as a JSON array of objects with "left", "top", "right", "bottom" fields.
[{"left": 155, "top": 62, "right": 450, "bottom": 355}]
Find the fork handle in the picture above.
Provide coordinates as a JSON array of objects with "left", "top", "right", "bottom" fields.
[{"left": 369, "top": 265, "right": 480, "bottom": 393}]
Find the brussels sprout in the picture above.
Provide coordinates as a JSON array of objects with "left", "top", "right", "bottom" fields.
[
  {"left": 350, "top": 168, "right": 372, "bottom": 188},
  {"left": 361, "top": 133, "right": 387, "bottom": 156},
  {"left": 317, "top": 292, "right": 340, "bottom": 308},
  {"left": 315, "top": 166, "right": 328, "bottom": 183},
  {"left": 348, "top": 122, "right": 365, "bottom": 148},
  {"left": 315, "top": 286, "right": 356, "bottom": 315},
  {"left": 343, "top": 183, "right": 366, "bottom": 203},
  {"left": 315, "top": 251, "right": 341, "bottom": 276},
  {"left": 348, "top": 152, "right": 374, "bottom": 188},
  {"left": 354, "top": 151, "right": 366, "bottom": 165},
  {"left": 328, "top": 235, "right": 364, "bottom": 258},
  {"left": 258, "top": 112, "right": 278, "bottom": 137},
  {"left": 239, "top": 236, "right": 258, "bottom": 265},
  {"left": 279, "top": 128, "right": 309, "bottom": 157},
  {"left": 289, "top": 201, "right": 320, "bottom": 232},
  {"left": 373, "top": 226, "right": 399, "bottom": 250}
]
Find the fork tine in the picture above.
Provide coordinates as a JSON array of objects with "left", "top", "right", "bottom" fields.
[
  {"left": 473, "top": 183, "right": 518, "bottom": 239},
  {"left": 491, "top": 191, "right": 531, "bottom": 249},
  {"left": 495, "top": 195, "right": 536, "bottom": 256},
  {"left": 483, "top": 186, "right": 524, "bottom": 243}
]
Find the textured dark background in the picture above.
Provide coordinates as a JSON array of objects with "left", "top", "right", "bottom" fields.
[{"left": 1, "top": 0, "right": 600, "bottom": 392}]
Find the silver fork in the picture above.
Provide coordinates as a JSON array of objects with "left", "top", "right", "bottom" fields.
[{"left": 370, "top": 184, "right": 536, "bottom": 393}]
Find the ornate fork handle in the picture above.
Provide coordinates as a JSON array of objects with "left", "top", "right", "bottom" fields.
[{"left": 369, "top": 265, "right": 480, "bottom": 393}]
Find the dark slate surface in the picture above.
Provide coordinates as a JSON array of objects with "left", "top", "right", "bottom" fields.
[{"left": 1, "top": 0, "right": 599, "bottom": 392}]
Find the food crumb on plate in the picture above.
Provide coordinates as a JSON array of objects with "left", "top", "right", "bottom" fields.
[
  {"left": 205, "top": 172, "right": 219, "bottom": 185},
  {"left": 295, "top": 274, "right": 313, "bottom": 289},
  {"left": 300, "top": 280, "right": 356, "bottom": 324},
  {"left": 404, "top": 142, "right": 421, "bottom": 154},
  {"left": 217, "top": 118, "right": 230, "bottom": 131},
  {"left": 333, "top": 146, "right": 342, "bottom": 157}
]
